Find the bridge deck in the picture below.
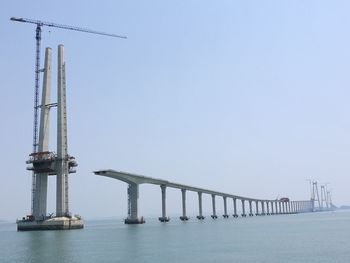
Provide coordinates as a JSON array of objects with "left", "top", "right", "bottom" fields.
[{"left": 94, "top": 169, "right": 276, "bottom": 202}]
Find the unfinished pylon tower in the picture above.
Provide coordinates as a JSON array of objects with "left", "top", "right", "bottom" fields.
[{"left": 17, "top": 45, "right": 84, "bottom": 231}]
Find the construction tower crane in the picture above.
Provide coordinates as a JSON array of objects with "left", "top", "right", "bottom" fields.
[
  {"left": 11, "top": 16, "right": 127, "bottom": 153},
  {"left": 11, "top": 16, "right": 126, "bottom": 214}
]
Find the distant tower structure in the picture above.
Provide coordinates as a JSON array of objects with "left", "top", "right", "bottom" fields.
[
  {"left": 312, "top": 181, "right": 321, "bottom": 211},
  {"left": 19, "top": 45, "right": 82, "bottom": 231}
]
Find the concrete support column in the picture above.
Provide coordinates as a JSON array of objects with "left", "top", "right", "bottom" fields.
[
  {"left": 125, "top": 183, "right": 144, "bottom": 224},
  {"left": 158, "top": 185, "right": 169, "bottom": 222},
  {"left": 261, "top": 201, "right": 265, "bottom": 215},
  {"left": 197, "top": 192, "right": 204, "bottom": 220},
  {"left": 223, "top": 196, "right": 229, "bottom": 218},
  {"left": 211, "top": 194, "right": 217, "bottom": 219},
  {"left": 275, "top": 202, "right": 278, "bottom": 214},
  {"left": 266, "top": 201, "right": 270, "bottom": 215},
  {"left": 284, "top": 202, "right": 287, "bottom": 213},
  {"left": 233, "top": 198, "right": 238, "bottom": 218},
  {"left": 271, "top": 201, "right": 274, "bottom": 215},
  {"left": 180, "top": 189, "right": 189, "bottom": 221},
  {"left": 279, "top": 202, "right": 282, "bottom": 214},
  {"left": 249, "top": 201, "right": 253, "bottom": 216},
  {"left": 255, "top": 201, "right": 260, "bottom": 216},
  {"left": 241, "top": 199, "right": 246, "bottom": 217},
  {"left": 288, "top": 202, "right": 291, "bottom": 214}
]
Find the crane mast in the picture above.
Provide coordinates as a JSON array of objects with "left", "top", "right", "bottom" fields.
[{"left": 11, "top": 17, "right": 126, "bottom": 215}]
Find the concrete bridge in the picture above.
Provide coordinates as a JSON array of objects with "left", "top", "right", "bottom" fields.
[{"left": 94, "top": 169, "right": 314, "bottom": 224}]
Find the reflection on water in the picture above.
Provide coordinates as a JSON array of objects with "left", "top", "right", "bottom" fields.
[{"left": 20, "top": 229, "right": 79, "bottom": 263}]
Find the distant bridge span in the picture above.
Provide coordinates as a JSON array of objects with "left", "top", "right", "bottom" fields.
[{"left": 94, "top": 169, "right": 314, "bottom": 224}]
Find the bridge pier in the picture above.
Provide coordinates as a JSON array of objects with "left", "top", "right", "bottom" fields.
[
  {"left": 261, "top": 201, "right": 265, "bottom": 215},
  {"left": 249, "top": 200, "right": 254, "bottom": 216},
  {"left": 125, "top": 183, "right": 145, "bottom": 224},
  {"left": 275, "top": 202, "right": 278, "bottom": 214},
  {"left": 180, "top": 189, "right": 189, "bottom": 221},
  {"left": 284, "top": 202, "right": 287, "bottom": 214},
  {"left": 288, "top": 201, "right": 291, "bottom": 214},
  {"left": 211, "top": 194, "right": 218, "bottom": 219},
  {"left": 279, "top": 202, "right": 282, "bottom": 214},
  {"left": 271, "top": 201, "right": 274, "bottom": 215},
  {"left": 158, "top": 185, "right": 170, "bottom": 222},
  {"left": 280, "top": 202, "right": 283, "bottom": 214},
  {"left": 292, "top": 201, "right": 296, "bottom": 213},
  {"left": 233, "top": 198, "right": 238, "bottom": 217},
  {"left": 266, "top": 201, "right": 270, "bottom": 215},
  {"left": 197, "top": 192, "right": 205, "bottom": 220},
  {"left": 223, "top": 196, "right": 229, "bottom": 218},
  {"left": 241, "top": 199, "right": 247, "bottom": 217},
  {"left": 255, "top": 200, "right": 260, "bottom": 216}
]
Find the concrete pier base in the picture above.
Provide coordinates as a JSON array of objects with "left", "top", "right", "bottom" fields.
[
  {"left": 197, "top": 215, "right": 205, "bottom": 220},
  {"left": 17, "top": 216, "right": 84, "bottom": 231},
  {"left": 211, "top": 215, "right": 218, "bottom": 219},
  {"left": 125, "top": 217, "right": 145, "bottom": 224},
  {"left": 223, "top": 214, "right": 229, "bottom": 218},
  {"left": 158, "top": 217, "right": 170, "bottom": 222},
  {"left": 180, "top": 216, "right": 189, "bottom": 221},
  {"left": 233, "top": 214, "right": 239, "bottom": 218}
]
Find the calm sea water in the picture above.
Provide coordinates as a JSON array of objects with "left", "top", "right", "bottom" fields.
[{"left": 1, "top": 211, "right": 349, "bottom": 263}]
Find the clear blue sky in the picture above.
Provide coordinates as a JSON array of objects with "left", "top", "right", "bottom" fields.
[{"left": 1, "top": 0, "right": 349, "bottom": 220}]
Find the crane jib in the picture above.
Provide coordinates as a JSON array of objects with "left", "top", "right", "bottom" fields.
[{"left": 10, "top": 17, "right": 127, "bottom": 39}]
